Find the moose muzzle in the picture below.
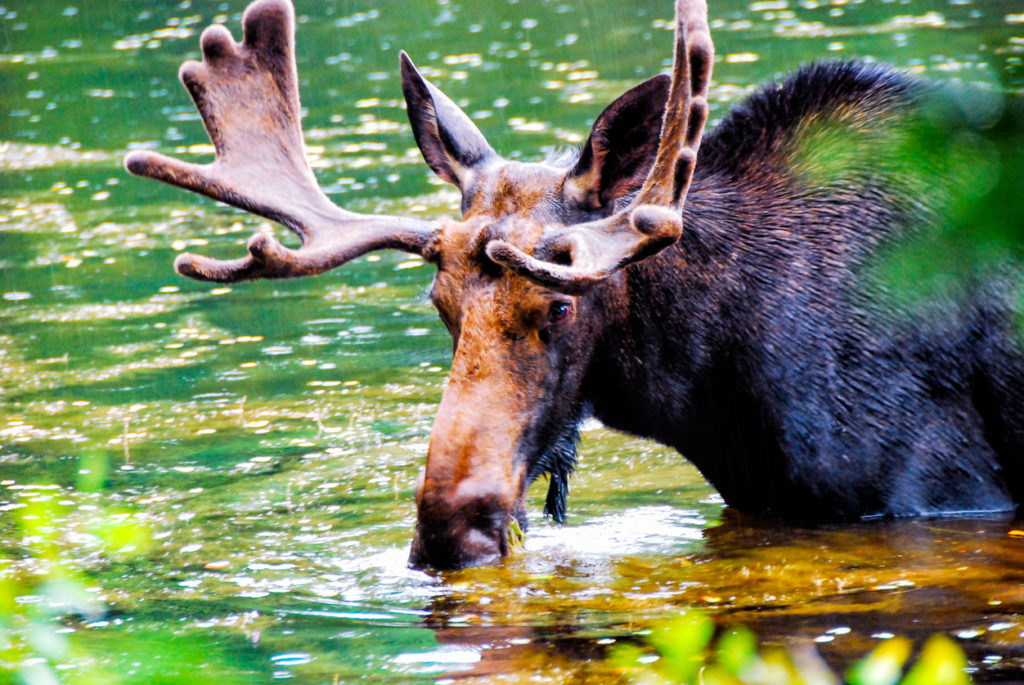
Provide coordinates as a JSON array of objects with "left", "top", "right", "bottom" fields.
[
  {"left": 407, "top": 367, "right": 528, "bottom": 570},
  {"left": 409, "top": 473, "right": 519, "bottom": 569}
]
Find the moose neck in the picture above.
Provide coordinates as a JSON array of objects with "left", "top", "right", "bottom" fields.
[
  {"left": 583, "top": 170, "right": 889, "bottom": 519},
  {"left": 582, "top": 188, "right": 797, "bottom": 514}
]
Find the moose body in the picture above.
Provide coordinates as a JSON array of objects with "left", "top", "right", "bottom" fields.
[
  {"left": 591, "top": 65, "right": 1024, "bottom": 521},
  {"left": 125, "top": 0, "right": 1024, "bottom": 569}
]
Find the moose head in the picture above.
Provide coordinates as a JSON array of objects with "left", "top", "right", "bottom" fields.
[{"left": 124, "top": 0, "right": 713, "bottom": 569}]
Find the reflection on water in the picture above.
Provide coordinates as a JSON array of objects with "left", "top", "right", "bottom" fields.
[{"left": 2, "top": 0, "right": 1023, "bottom": 682}]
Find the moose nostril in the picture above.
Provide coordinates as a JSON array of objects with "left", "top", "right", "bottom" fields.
[
  {"left": 408, "top": 522, "right": 504, "bottom": 570},
  {"left": 407, "top": 495, "right": 511, "bottom": 570},
  {"left": 462, "top": 525, "right": 504, "bottom": 561}
]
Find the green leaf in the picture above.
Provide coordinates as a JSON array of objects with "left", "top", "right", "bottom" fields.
[
  {"left": 647, "top": 612, "right": 714, "bottom": 683},
  {"left": 76, "top": 451, "right": 110, "bottom": 494},
  {"left": 506, "top": 517, "right": 525, "bottom": 549},
  {"left": 899, "top": 634, "right": 972, "bottom": 685},
  {"left": 848, "top": 637, "right": 912, "bottom": 685},
  {"left": 714, "top": 625, "right": 759, "bottom": 678},
  {"left": 85, "top": 511, "right": 154, "bottom": 559},
  {"left": 609, "top": 642, "right": 654, "bottom": 673}
]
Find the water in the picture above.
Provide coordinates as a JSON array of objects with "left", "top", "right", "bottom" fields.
[{"left": 1, "top": 0, "right": 1023, "bottom": 681}]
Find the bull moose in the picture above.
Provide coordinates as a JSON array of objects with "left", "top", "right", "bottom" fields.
[{"left": 124, "top": 0, "right": 1024, "bottom": 569}]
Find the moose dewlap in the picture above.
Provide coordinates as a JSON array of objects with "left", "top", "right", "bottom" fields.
[{"left": 125, "top": 0, "right": 1024, "bottom": 570}]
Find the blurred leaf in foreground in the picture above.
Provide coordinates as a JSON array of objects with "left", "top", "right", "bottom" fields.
[
  {"left": 616, "top": 610, "right": 974, "bottom": 685},
  {"left": 900, "top": 634, "right": 972, "bottom": 685},
  {"left": 794, "top": 74, "right": 1024, "bottom": 324},
  {"left": 847, "top": 636, "right": 912, "bottom": 685}
]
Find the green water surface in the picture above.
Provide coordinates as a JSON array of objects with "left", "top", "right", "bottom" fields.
[{"left": 2, "top": 0, "right": 1024, "bottom": 682}]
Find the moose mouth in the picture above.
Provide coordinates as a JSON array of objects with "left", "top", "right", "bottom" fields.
[
  {"left": 407, "top": 423, "right": 580, "bottom": 571},
  {"left": 407, "top": 483, "right": 525, "bottom": 570},
  {"left": 407, "top": 512, "right": 514, "bottom": 570}
]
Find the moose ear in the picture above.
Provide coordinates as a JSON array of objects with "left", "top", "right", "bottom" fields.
[
  {"left": 564, "top": 74, "right": 671, "bottom": 210},
  {"left": 400, "top": 52, "right": 496, "bottom": 189}
]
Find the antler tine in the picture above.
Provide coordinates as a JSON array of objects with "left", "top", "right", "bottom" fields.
[
  {"left": 636, "top": 0, "right": 713, "bottom": 209},
  {"left": 487, "top": 0, "right": 713, "bottom": 293},
  {"left": 485, "top": 204, "right": 682, "bottom": 295},
  {"left": 123, "top": 0, "right": 437, "bottom": 283}
]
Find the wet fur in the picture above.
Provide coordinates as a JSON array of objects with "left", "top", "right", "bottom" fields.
[{"left": 529, "top": 421, "right": 581, "bottom": 524}]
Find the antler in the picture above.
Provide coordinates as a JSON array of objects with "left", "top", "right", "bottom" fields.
[
  {"left": 635, "top": 0, "right": 713, "bottom": 209},
  {"left": 487, "top": 0, "right": 713, "bottom": 293},
  {"left": 123, "top": 0, "right": 438, "bottom": 282}
]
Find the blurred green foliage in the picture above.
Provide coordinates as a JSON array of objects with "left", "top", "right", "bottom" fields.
[
  {"left": 0, "top": 456, "right": 266, "bottom": 685},
  {"left": 795, "top": 78, "right": 1024, "bottom": 319},
  {"left": 614, "top": 612, "right": 973, "bottom": 685},
  {"left": 874, "top": 91, "right": 1024, "bottom": 313},
  {"left": 0, "top": 453, "right": 155, "bottom": 684}
]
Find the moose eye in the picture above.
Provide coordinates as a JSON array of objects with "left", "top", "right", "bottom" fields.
[{"left": 548, "top": 300, "right": 574, "bottom": 326}]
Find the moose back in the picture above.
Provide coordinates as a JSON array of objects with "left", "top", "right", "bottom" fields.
[{"left": 124, "top": 0, "right": 1024, "bottom": 569}]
